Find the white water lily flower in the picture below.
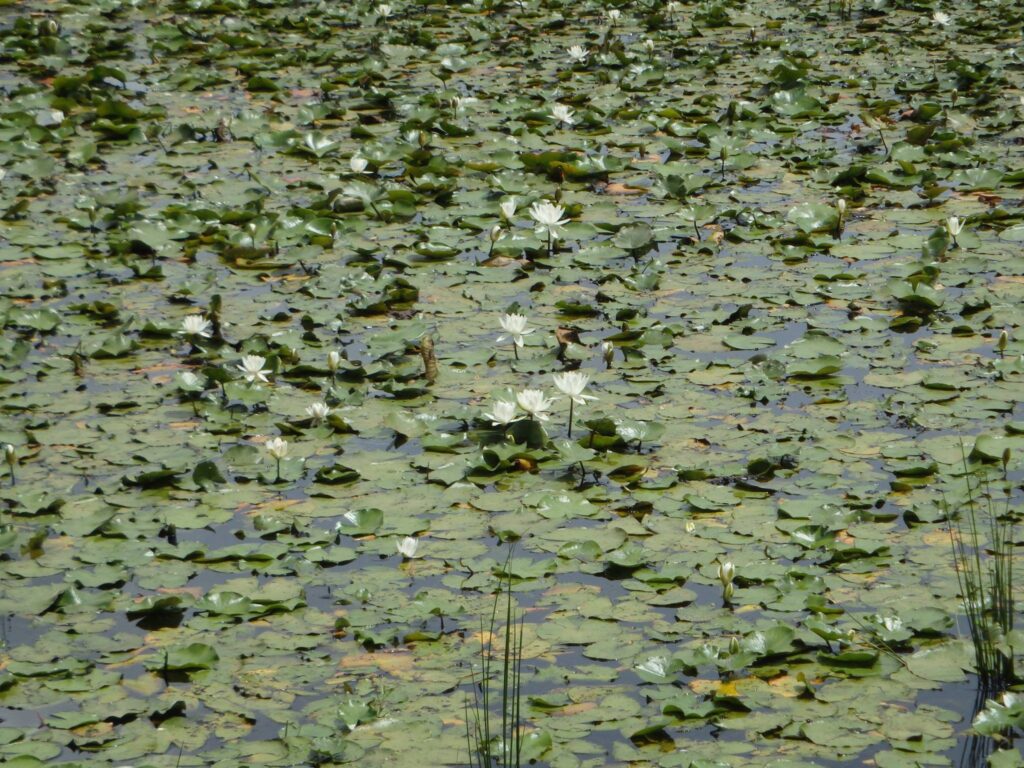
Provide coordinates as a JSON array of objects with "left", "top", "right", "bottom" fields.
[
  {"left": 601, "top": 341, "right": 615, "bottom": 364},
  {"left": 642, "top": 38, "right": 655, "bottom": 53},
  {"left": 718, "top": 561, "right": 735, "bottom": 586},
  {"left": 264, "top": 437, "right": 289, "bottom": 460},
  {"left": 529, "top": 200, "right": 569, "bottom": 239},
  {"left": 177, "top": 371, "right": 202, "bottom": 390},
  {"left": 946, "top": 216, "right": 963, "bottom": 237},
  {"left": 497, "top": 313, "right": 535, "bottom": 347},
  {"left": 567, "top": 45, "right": 588, "bottom": 64},
  {"left": 349, "top": 155, "right": 369, "bottom": 174},
  {"left": 237, "top": 354, "right": 270, "bottom": 384},
  {"left": 376, "top": 3, "right": 393, "bottom": 17},
  {"left": 606, "top": 9, "right": 621, "bottom": 24},
  {"left": 181, "top": 315, "right": 212, "bottom": 338},
  {"left": 396, "top": 536, "right": 421, "bottom": 559},
  {"left": 516, "top": 388, "right": 558, "bottom": 422},
  {"left": 552, "top": 371, "right": 597, "bottom": 406},
  {"left": 483, "top": 399, "right": 520, "bottom": 426},
  {"left": 499, "top": 197, "right": 517, "bottom": 221},
  {"left": 306, "top": 401, "right": 331, "bottom": 422},
  {"left": 837, "top": 199, "right": 846, "bottom": 216},
  {"left": 452, "top": 96, "right": 478, "bottom": 112},
  {"left": 881, "top": 616, "right": 903, "bottom": 633},
  {"left": 326, "top": 350, "right": 342, "bottom": 372},
  {"left": 932, "top": 10, "right": 951, "bottom": 25},
  {"left": 666, "top": 1, "right": 682, "bottom": 15},
  {"left": 550, "top": 104, "right": 575, "bottom": 125}
]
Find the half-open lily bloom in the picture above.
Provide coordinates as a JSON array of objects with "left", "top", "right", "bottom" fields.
[
  {"left": 265, "top": 437, "right": 289, "bottom": 461},
  {"left": 349, "top": 155, "right": 369, "bottom": 174},
  {"left": 497, "top": 313, "right": 535, "bottom": 349},
  {"left": 516, "top": 388, "right": 557, "bottom": 422},
  {"left": 264, "top": 436, "right": 288, "bottom": 482},
  {"left": 326, "top": 350, "right": 342, "bottom": 372},
  {"left": 551, "top": 104, "right": 575, "bottom": 126},
  {"left": 946, "top": 216, "right": 963, "bottom": 238},
  {"left": 3, "top": 443, "right": 14, "bottom": 485},
  {"left": 396, "top": 536, "right": 421, "bottom": 559},
  {"left": 452, "top": 96, "right": 478, "bottom": 113},
  {"left": 567, "top": 45, "right": 588, "bottom": 65},
  {"left": 181, "top": 315, "right": 212, "bottom": 338},
  {"left": 718, "top": 561, "right": 735, "bottom": 586},
  {"left": 237, "top": 354, "right": 270, "bottom": 384},
  {"left": 553, "top": 371, "right": 597, "bottom": 406},
  {"left": 553, "top": 371, "right": 596, "bottom": 436},
  {"left": 499, "top": 197, "right": 517, "bottom": 221},
  {"left": 606, "top": 9, "right": 621, "bottom": 24},
  {"left": 529, "top": 200, "right": 569, "bottom": 239},
  {"left": 177, "top": 371, "right": 203, "bottom": 390},
  {"left": 377, "top": 3, "right": 393, "bottom": 18},
  {"left": 306, "top": 401, "right": 331, "bottom": 423},
  {"left": 484, "top": 399, "right": 520, "bottom": 426}
]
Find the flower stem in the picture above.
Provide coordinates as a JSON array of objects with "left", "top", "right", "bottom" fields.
[
  {"left": 568, "top": 400, "right": 574, "bottom": 438},
  {"left": 275, "top": 458, "right": 281, "bottom": 484},
  {"left": 513, "top": 344, "right": 519, "bottom": 361}
]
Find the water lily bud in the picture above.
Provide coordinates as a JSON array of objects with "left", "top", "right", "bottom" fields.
[
  {"left": 327, "top": 350, "right": 342, "bottom": 372},
  {"left": 717, "top": 561, "right": 735, "bottom": 586},
  {"left": 998, "top": 329, "right": 1008, "bottom": 353},
  {"left": 489, "top": 224, "right": 502, "bottom": 243},
  {"left": 643, "top": 38, "right": 655, "bottom": 53},
  {"left": 723, "top": 582, "right": 734, "bottom": 602},
  {"left": 728, "top": 636, "right": 741, "bottom": 655},
  {"left": 684, "top": 520, "right": 696, "bottom": 534},
  {"left": 602, "top": 341, "right": 614, "bottom": 365},
  {"left": 3, "top": 444, "right": 15, "bottom": 466},
  {"left": 946, "top": 216, "right": 963, "bottom": 237},
  {"left": 1002, "top": 448, "right": 1011, "bottom": 472},
  {"left": 837, "top": 199, "right": 846, "bottom": 216},
  {"left": 38, "top": 19, "right": 60, "bottom": 36}
]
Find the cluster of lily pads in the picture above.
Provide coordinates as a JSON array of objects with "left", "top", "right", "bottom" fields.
[{"left": 1, "top": 0, "right": 1024, "bottom": 766}]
